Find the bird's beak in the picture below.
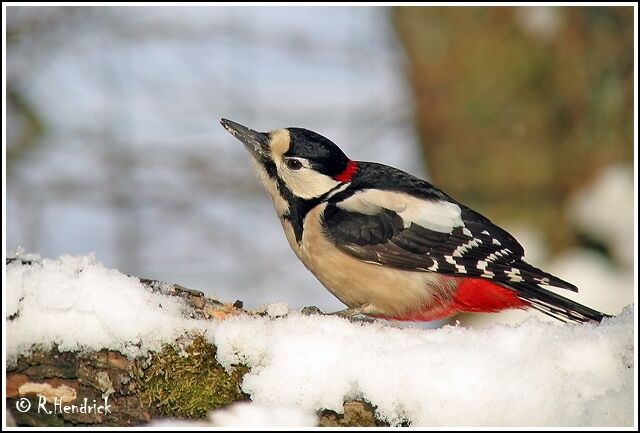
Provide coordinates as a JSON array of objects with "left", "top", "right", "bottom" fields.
[{"left": 220, "top": 118, "right": 270, "bottom": 158}]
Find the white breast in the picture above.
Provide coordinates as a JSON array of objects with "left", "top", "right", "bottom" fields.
[{"left": 296, "top": 203, "right": 458, "bottom": 317}]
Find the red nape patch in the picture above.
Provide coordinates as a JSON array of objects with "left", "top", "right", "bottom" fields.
[
  {"left": 452, "top": 278, "right": 529, "bottom": 313},
  {"left": 334, "top": 160, "right": 358, "bottom": 182}
]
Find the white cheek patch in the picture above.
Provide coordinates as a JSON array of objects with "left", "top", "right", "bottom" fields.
[
  {"left": 278, "top": 167, "right": 341, "bottom": 200},
  {"left": 338, "top": 189, "right": 464, "bottom": 234}
]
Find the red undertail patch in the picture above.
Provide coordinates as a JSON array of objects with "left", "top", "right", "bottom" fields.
[
  {"left": 376, "top": 278, "right": 530, "bottom": 323},
  {"left": 334, "top": 160, "right": 358, "bottom": 182},
  {"left": 452, "top": 278, "right": 529, "bottom": 313}
]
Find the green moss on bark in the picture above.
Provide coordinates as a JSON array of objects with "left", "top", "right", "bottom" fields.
[{"left": 137, "top": 335, "right": 248, "bottom": 418}]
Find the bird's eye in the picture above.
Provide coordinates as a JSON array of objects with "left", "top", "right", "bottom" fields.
[{"left": 285, "top": 159, "right": 303, "bottom": 171}]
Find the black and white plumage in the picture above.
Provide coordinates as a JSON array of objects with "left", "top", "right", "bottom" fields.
[{"left": 221, "top": 118, "right": 609, "bottom": 323}]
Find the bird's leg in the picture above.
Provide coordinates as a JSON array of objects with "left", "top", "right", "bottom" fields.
[{"left": 332, "top": 305, "right": 379, "bottom": 323}]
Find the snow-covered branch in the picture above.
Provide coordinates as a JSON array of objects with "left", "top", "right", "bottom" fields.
[{"left": 5, "top": 254, "right": 634, "bottom": 427}]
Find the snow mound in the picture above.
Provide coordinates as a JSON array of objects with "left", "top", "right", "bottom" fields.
[
  {"left": 150, "top": 402, "right": 317, "bottom": 427},
  {"left": 254, "top": 302, "right": 290, "bottom": 318},
  {"left": 5, "top": 253, "right": 635, "bottom": 427},
  {"left": 208, "top": 402, "right": 317, "bottom": 427},
  {"left": 6, "top": 254, "right": 206, "bottom": 361},
  {"left": 212, "top": 310, "right": 634, "bottom": 427}
]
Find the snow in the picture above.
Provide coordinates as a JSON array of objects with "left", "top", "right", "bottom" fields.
[
  {"left": 151, "top": 402, "right": 317, "bottom": 427},
  {"left": 212, "top": 309, "right": 634, "bottom": 427},
  {"left": 207, "top": 402, "right": 317, "bottom": 427},
  {"left": 5, "top": 253, "right": 635, "bottom": 427},
  {"left": 5, "top": 253, "right": 206, "bottom": 362},
  {"left": 260, "top": 302, "right": 290, "bottom": 318}
]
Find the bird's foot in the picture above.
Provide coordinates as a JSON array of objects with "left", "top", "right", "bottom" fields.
[
  {"left": 301, "top": 305, "right": 378, "bottom": 323},
  {"left": 332, "top": 306, "right": 379, "bottom": 323}
]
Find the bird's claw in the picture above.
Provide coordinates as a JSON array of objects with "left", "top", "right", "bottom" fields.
[{"left": 332, "top": 308, "right": 378, "bottom": 323}]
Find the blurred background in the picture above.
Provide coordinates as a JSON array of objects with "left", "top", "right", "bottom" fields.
[{"left": 5, "top": 6, "right": 635, "bottom": 325}]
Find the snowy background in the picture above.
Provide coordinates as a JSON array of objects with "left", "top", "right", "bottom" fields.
[
  {"left": 6, "top": 7, "right": 418, "bottom": 315},
  {"left": 5, "top": 7, "right": 636, "bottom": 321}
]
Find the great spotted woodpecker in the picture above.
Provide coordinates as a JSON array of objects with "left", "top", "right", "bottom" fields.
[{"left": 221, "top": 118, "right": 609, "bottom": 323}]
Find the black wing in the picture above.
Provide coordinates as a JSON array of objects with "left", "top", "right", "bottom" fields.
[
  {"left": 322, "top": 199, "right": 572, "bottom": 289},
  {"left": 321, "top": 188, "right": 608, "bottom": 323}
]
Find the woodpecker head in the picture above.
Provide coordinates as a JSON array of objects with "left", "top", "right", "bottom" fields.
[{"left": 221, "top": 118, "right": 358, "bottom": 211}]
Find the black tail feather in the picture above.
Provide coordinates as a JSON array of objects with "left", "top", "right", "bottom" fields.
[
  {"left": 508, "top": 281, "right": 611, "bottom": 323},
  {"left": 516, "top": 261, "right": 579, "bottom": 293}
]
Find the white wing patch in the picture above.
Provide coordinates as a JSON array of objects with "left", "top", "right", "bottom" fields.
[
  {"left": 400, "top": 199, "right": 464, "bottom": 233},
  {"left": 477, "top": 260, "right": 495, "bottom": 278},
  {"left": 337, "top": 189, "right": 464, "bottom": 234},
  {"left": 506, "top": 267, "right": 524, "bottom": 283},
  {"left": 452, "top": 238, "right": 481, "bottom": 257},
  {"left": 455, "top": 264, "right": 467, "bottom": 274},
  {"left": 335, "top": 192, "right": 383, "bottom": 215}
]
